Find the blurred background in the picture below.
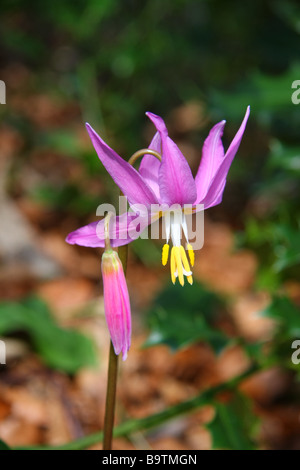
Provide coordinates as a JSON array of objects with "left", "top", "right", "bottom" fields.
[{"left": 0, "top": 0, "right": 300, "bottom": 450}]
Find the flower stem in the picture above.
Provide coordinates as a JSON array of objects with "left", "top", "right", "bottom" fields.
[
  {"left": 102, "top": 244, "right": 128, "bottom": 450},
  {"left": 103, "top": 341, "right": 119, "bottom": 450}
]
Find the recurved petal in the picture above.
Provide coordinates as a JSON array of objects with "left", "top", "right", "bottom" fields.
[
  {"left": 201, "top": 106, "right": 250, "bottom": 209},
  {"left": 194, "top": 120, "right": 226, "bottom": 203},
  {"left": 139, "top": 131, "right": 162, "bottom": 200},
  {"left": 86, "top": 123, "right": 158, "bottom": 207},
  {"left": 65, "top": 211, "right": 152, "bottom": 248},
  {"left": 146, "top": 112, "right": 197, "bottom": 206}
]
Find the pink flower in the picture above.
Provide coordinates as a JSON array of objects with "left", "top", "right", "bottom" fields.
[
  {"left": 66, "top": 107, "right": 250, "bottom": 285},
  {"left": 101, "top": 248, "right": 131, "bottom": 360}
]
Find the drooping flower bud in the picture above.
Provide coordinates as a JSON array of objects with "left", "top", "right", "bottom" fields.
[{"left": 101, "top": 214, "right": 131, "bottom": 360}]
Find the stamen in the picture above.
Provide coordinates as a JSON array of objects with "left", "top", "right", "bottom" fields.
[
  {"left": 170, "top": 247, "right": 176, "bottom": 284},
  {"left": 174, "top": 246, "right": 184, "bottom": 286},
  {"left": 187, "top": 243, "right": 195, "bottom": 267},
  {"left": 163, "top": 210, "right": 195, "bottom": 286},
  {"left": 162, "top": 244, "right": 170, "bottom": 266},
  {"left": 180, "top": 246, "right": 193, "bottom": 285},
  {"left": 179, "top": 246, "right": 190, "bottom": 272}
]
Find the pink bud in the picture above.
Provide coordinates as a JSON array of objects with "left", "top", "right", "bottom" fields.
[{"left": 101, "top": 250, "right": 131, "bottom": 360}]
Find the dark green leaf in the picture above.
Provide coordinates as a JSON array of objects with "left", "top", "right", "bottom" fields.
[
  {"left": 145, "top": 282, "right": 230, "bottom": 354},
  {"left": 207, "top": 395, "right": 257, "bottom": 450},
  {"left": 0, "top": 297, "right": 97, "bottom": 373},
  {"left": 0, "top": 439, "right": 10, "bottom": 450},
  {"left": 131, "top": 237, "right": 162, "bottom": 267},
  {"left": 261, "top": 296, "right": 300, "bottom": 338}
]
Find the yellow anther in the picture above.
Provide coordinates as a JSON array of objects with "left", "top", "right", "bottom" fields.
[
  {"left": 187, "top": 243, "right": 195, "bottom": 267},
  {"left": 162, "top": 244, "right": 170, "bottom": 266},
  {"left": 170, "top": 247, "right": 176, "bottom": 284},
  {"left": 180, "top": 246, "right": 193, "bottom": 286},
  {"left": 174, "top": 246, "right": 184, "bottom": 286},
  {"left": 168, "top": 245, "right": 194, "bottom": 287},
  {"left": 180, "top": 246, "right": 191, "bottom": 272}
]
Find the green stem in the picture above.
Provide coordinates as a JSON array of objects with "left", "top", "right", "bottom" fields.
[
  {"left": 102, "top": 244, "right": 128, "bottom": 450},
  {"left": 118, "top": 245, "right": 128, "bottom": 272},
  {"left": 103, "top": 342, "right": 119, "bottom": 450},
  {"left": 14, "top": 364, "right": 258, "bottom": 451}
]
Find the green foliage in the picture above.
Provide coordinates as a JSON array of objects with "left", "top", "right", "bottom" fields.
[
  {"left": 130, "top": 237, "right": 162, "bottom": 267},
  {"left": 0, "top": 439, "right": 10, "bottom": 450},
  {"left": 211, "top": 63, "right": 300, "bottom": 124},
  {"left": 31, "top": 183, "right": 101, "bottom": 216},
  {"left": 2, "top": 0, "right": 300, "bottom": 229},
  {"left": 2, "top": 0, "right": 300, "bottom": 149},
  {"left": 271, "top": 0, "right": 300, "bottom": 34},
  {"left": 242, "top": 296, "right": 300, "bottom": 370},
  {"left": 207, "top": 394, "right": 258, "bottom": 450},
  {"left": 259, "top": 296, "right": 300, "bottom": 370},
  {"left": 237, "top": 136, "right": 300, "bottom": 293},
  {"left": 145, "top": 281, "right": 231, "bottom": 353},
  {"left": 240, "top": 218, "right": 300, "bottom": 291},
  {"left": 262, "top": 296, "right": 300, "bottom": 338},
  {"left": 268, "top": 141, "right": 300, "bottom": 175},
  {"left": 0, "top": 297, "right": 97, "bottom": 373}
]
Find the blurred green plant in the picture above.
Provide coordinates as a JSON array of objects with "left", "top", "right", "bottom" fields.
[
  {"left": 0, "top": 439, "right": 10, "bottom": 450},
  {"left": 237, "top": 139, "right": 300, "bottom": 292},
  {"left": 2, "top": 0, "right": 300, "bottom": 229},
  {"left": 259, "top": 296, "right": 300, "bottom": 372},
  {"left": 207, "top": 393, "right": 258, "bottom": 450},
  {"left": 145, "top": 281, "right": 231, "bottom": 354},
  {"left": 0, "top": 297, "right": 97, "bottom": 373},
  {"left": 2, "top": 0, "right": 300, "bottom": 146},
  {"left": 145, "top": 280, "right": 300, "bottom": 373}
]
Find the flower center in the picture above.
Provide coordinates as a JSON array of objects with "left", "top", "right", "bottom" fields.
[{"left": 161, "top": 209, "right": 194, "bottom": 286}]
